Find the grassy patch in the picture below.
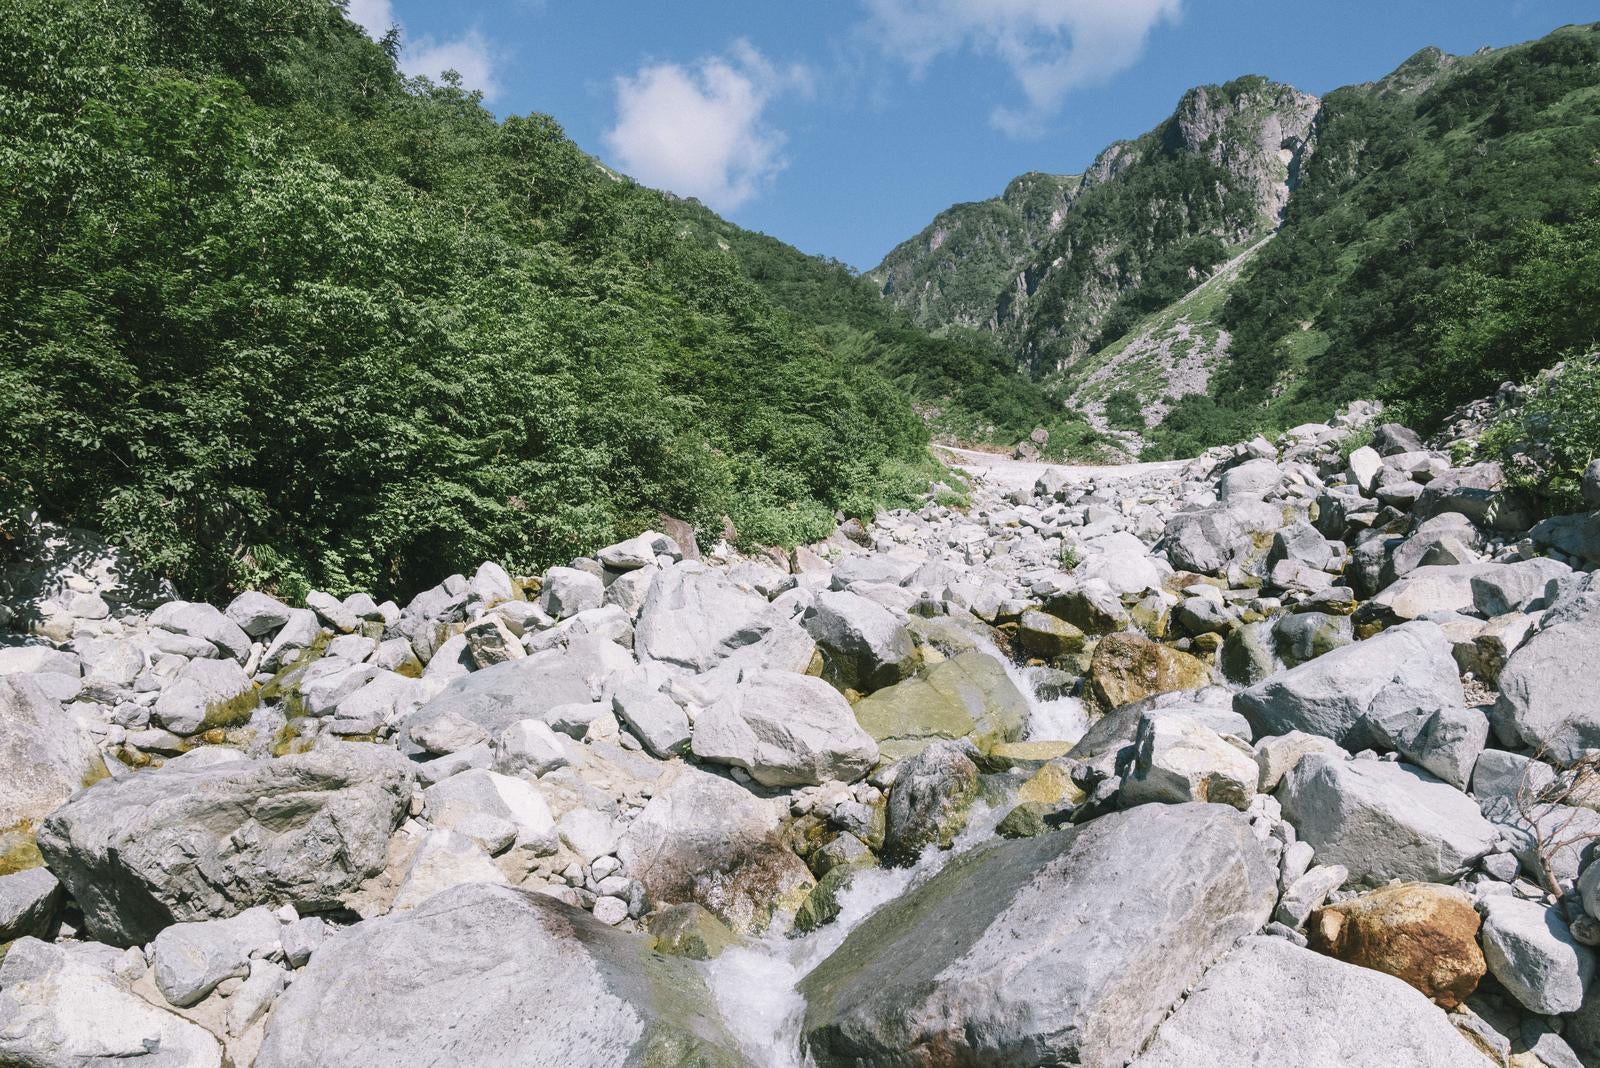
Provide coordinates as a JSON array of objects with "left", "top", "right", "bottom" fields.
[{"left": 200, "top": 686, "right": 262, "bottom": 732}]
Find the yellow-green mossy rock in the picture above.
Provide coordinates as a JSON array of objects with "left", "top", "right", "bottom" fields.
[
  {"left": 1087, "top": 633, "right": 1212, "bottom": 712},
  {"left": 794, "top": 865, "right": 855, "bottom": 934},
  {"left": 1017, "top": 610, "right": 1087, "bottom": 658},
  {"left": 1130, "top": 593, "right": 1171, "bottom": 639},
  {"left": 853, "top": 650, "right": 1028, "bottom": 761},
  {"left": 995, "top": 802, "right": 1057, "bottom": 839},
  {"left": 648, "top": 903, "right": 740, "bottom": 961},
  {"left": 986, "top": 740, "right": 1074, "bottom": 772},
  {"left": 1016, "top": 759, "right": 1087, "bottom": 809}
]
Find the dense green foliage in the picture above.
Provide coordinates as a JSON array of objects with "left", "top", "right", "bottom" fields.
[
  {"left": 0, "top": 0, "right": 943, "bottom": 598},
  {"left": 1430, "top": 196, "right": 1600, "bottom": 407},
  {"left": 1482, "top": 355, "right": 1600, "bottom": 513},
  {"left": 670, "top": 199, "right": 1109, "bottom": 459},
  {"left": 1201, "top": 26, "right": 1600, "bottom": 437}
]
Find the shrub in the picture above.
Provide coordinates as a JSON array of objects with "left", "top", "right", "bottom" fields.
[{"left": 1481, "top": 355, "right": 1600, "bottom": 514}]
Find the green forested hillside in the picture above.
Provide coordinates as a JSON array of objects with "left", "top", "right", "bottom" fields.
[
  {"left": 1177, "top": 26, "right": 1600, "bottom": 452},
  {"left": 667, "top": 198, "right": 1106, "bottom": 458},
  {"left": 0, "top": 0, "right": 953, "bottom": 599},
  {"left": 867, "top": 172, "right": 1083, "bottom": 332},
  {"left": 871, "top": 78, "right": 1319, "bottom": 375}
]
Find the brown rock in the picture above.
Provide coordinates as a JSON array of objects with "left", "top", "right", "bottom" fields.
[
  {"left": 1086, "top": 633, "right": 1211, "bottom": 712},
  {"left": 657, "top": 513, "right": 700, "bottom": 561},
  {"left": 1307, "top": 882, "right": 1485, "bottom": 1009}
]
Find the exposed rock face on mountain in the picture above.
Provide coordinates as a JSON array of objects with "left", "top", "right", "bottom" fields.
[
  {"left": 5, "top": 399, "right": 1600, "bottom": 1065},
  {"left": 871, "top": 77, "right": 1318, "bottom": 374},
  {"left": 869, "top": 171, "right": 1083, "bottom": 333}
]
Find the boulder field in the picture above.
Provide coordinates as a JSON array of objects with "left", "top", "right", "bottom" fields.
[{"left": 3, "top": 401, "right": 1600, "bottom": 1065}]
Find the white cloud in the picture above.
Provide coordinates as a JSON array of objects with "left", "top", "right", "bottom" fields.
[
  {"left": 342, "top": 1, "right": 500, "bottom": 101},
  {"left": 864, "top": 0, "right": 1182, "bottom": 134},
  {"left": 603, "top": 42, "right": 812, "bottom": 212},
  {"left": 345, "top": 0, "right": 395, "bottom": 38},
  {"left": 402, "top": 32, "right": 499, "bottom": 100}
]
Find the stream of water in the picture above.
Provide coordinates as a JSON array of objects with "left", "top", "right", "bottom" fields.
[{"left": 702, "top": 637, "right": 1088, "bottom": 1065}]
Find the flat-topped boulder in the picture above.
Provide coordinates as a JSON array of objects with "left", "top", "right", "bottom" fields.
[
  {"left": 257, "top": 883, "right": 752, "bottom": 1068},
  {"left": 800, "top": 803, "right": 1276, "bottom": 1066},
  {"left": 395, "top": 635, "right": 633, "bottom": 752},
  {"left": 1235, "top": 621, "right": 1462, "bottom": 749},
  {"left": 1130, "top": 936, "right": 1486, "bottom": 1067},
  {"left": 38, "top": 745, "right": 413, "bottom": 945}
]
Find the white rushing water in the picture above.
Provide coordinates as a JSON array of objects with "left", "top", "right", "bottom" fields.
[
  {"left": 704, "top": 635, "right": 1079, "bottom": 1064},
  {"left": 704, "top": 801, "right": 1006, "bottom": 1066},
  {"left": 969, "top": 630, "right": 1091, "bottom": 747}
]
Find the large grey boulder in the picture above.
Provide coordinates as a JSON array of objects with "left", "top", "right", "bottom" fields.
[
  {"left": 396, "top": 635, "right": 632, "bottom": 752},
  {"left": 1497, "top": 590, "right": 1600, "bottom": 763},
  {"left": 537, "top": 566, "right": 604, "bottom": 620},
  {"left": 804, "top": 590, "right": 915, "bottom": 692},
  {"left": 1388, "top": 513, "right": 1483, "bottom": 581},
  {"left": 257, "top": 883, "right": 751, "bottom": 1068},
  {"left": 1471, "top": 558, "right": 1570, "bottom": 616},
  {"left": 597, "top": 530, "right": 678, "bottom": 571},
  {"left": 1480, "top": 895, "right": 1595, "bottom": 1015},
  {"left": 390, "top": 829, "right": 507, "bottom": 912},
  {"left": 617, "top": 764, "right": 811, "bottom": 935},
  {"left": 0, "top": 938, "right": 223, "bottom": 1067},
  {"left": 225, "top": 591, "right": 293, "bottom": 638},
  {"left": 799, "top": 803, "right": 1276, "bottom": 1067},
  {"left": 1413, "top": 462, "right": 1534, "bottom": 532},
  {"left": 1366, "top": 704, "right": 1488, "bottom": 791},
  {"left": 260, "top": 607, "right": 321, "bottom": 673},
  {"left": 1373, "top": 560, "right": 1567, "bottom": 621},
  {"left": 691, "top": 671, "right": 878, "bottom": 787},
  {"left": 1218, "top": 458, "right": 1282, "bottom": 500},
  {"left": 151, "top": 906, "right": 282, "bottom": 1007},
  {"left": 0, "top": 867, "right": 62, "bottom": 942},
  {"left": 1372, "top": 423, "right": 1426, "bottom": 456},
  {"left": 149, "top": 601, "right": 251, "bottom": 662},
  {"left": 1535, "top": 512, "right": 1600, "bottom": 566},
  {"left": 1234, "top": 621, "right": 1463, "bottom": 749},
  {"left": 38, "top": 746, "right": 412, "bottom": 946},
  {"left": 422, "top": 768, "right": 554, "bottom": 844},
  {"left": 611, "top": 684, "right": 691, "bottom": 758},
  {"left": 0, "top": 674, "right": 104, "bottom": 828},
  {"left": 1130, "top": 936, "right": 1485, "bottom": 1067},
  {"left": 635, "top": 565, "right": 771, "bottom": 671},
  {"left": 1276, "top": 754, "right": 1495, "bottom": 886},
  {"left": 1160, "top": 498, "right": 1281, "bottom": 575},
  {"left": 304, "top": 591, "right": 359, "bottom": 633},
  {"left": 151, "top": 656, "right": 253, "bottom": 735},
  {"left": 1121, "top": 712, "right": 1258, "bottom": 810}
]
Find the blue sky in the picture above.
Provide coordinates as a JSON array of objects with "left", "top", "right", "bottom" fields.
[{"left": 349, "top": 1, "right": 1598, "bottom": 270}]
